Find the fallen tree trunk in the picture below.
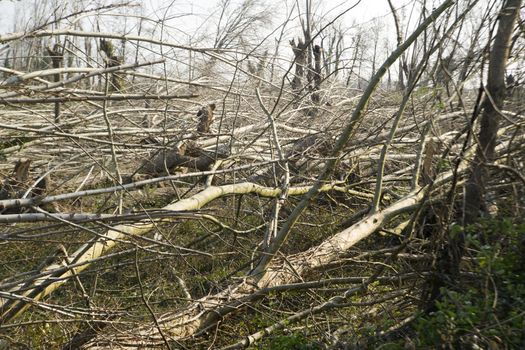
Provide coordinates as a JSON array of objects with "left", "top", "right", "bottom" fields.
[
  {"left": 78, "top": 185, "right": 429, "bottom": 349},
  {"left": 136, "top": 116, "right": 320, "bottom": 177},
  {"left": 0, "top": 182, "right": 342, "bottom": 323},
  {"left": 78, "top": 128, "right": 525, "bottom": 348}
]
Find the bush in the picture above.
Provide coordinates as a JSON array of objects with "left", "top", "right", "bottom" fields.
[{"left": 413, "top": 218, "right": 525, "bottom": 349}]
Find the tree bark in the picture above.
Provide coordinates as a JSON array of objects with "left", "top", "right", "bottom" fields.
[
  {"left": 0, "top": 182, "right": 343, "bottom": 323},
  {"left": 46, "top": 44, "right": 63, "bottom": 123},
  {"left": 290, "top": 39, "right": 307, "bottom": 93},
  {"left": 425, "top": 0, "right": 523, "bottom": 314},
  {"left": 311, "top": 44, "right": 322, "bottom": 104},
  {"left": 464, "top": 0, "right": 522, "bottom": 223}
]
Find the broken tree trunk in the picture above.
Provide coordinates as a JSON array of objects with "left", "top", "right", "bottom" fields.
[
  {"left": 99, "top": 39, "right": 123, "bottom": 92},
  {"left": 77, "top": 144, "right": 491, "bottom": 348},
  {"left": 138, "top": 103, "right": 220, "bottom": 176},
  {"left": 290, "top": 39, "right": 307, "bottom": 93},
  {"left": 46, "top": 44, "right": 63, "bottom": 123},
  {"left": 139, "top": 141, "right": 225, "bottom": 176},
  {"left": 0, "top": 159, "right": 32, "bottom": 202},
  {"left": 0, "top": 159, "right": 50, "bottom": 214},
  {"left": 197, "top": 103, "right": 216, "bottom": 133},
  {"left": 311, "top": 44, "right": 322, "bottom": 105}
]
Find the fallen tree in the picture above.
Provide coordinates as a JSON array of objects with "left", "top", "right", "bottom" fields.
[
  {"left": 0, "top": 181, "right": 347, "bottom": 322},
  {"left": 77, "top": 125, "right": 523, "bottom": 348},
  {"left": 1, "top": 0, "right": 524, "bottom": 348}
]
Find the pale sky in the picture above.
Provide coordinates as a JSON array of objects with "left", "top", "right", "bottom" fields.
[
  {"left": 0, "top": 0, "right": 415, "bottom": 35},
  {"left": 0, "top": 0, "right": 423, "bottom": 79}
]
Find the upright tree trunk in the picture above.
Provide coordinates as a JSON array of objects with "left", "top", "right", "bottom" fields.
[
  {"left": 311, "top": 44, "right": 322, "bottom": 104},
  {"left": 99, "top": 39, "right": 123, "bottom": 92},
  {"left": 387, "top": 0, "right": 406, "bottom": 90},
  {"left": 464, "top": 0, "right": 521, "bottom": 223},
  {"left": 425, "top": 0, "right": 521, "bottom": 313},
  {"left": 290, "top": 39, "right": 307, "bottom": 93},
  {"left": 46, "top": 44, "right": 63, "bottom": 123}
]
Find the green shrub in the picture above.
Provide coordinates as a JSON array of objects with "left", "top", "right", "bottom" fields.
[
  {"left": 413, "top": 218, "right": 525, "bottom": 348},
  {"left": 267, "top": 334, "right": 322, "bottom": 350}
]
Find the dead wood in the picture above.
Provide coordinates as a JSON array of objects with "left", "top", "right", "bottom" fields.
[
  {"left": 2, "top": 1, "right": 523, "bottom": 348},
  {"left": 311, "top": 44, "right": 322, "bottom": 104},
  {"left": 139, "top": 142, "right": 228, "bottom": 176},
  {"left": 0, "top": 182, "right": 344, "bottom": 325},
  {"left": 77, "top": 186, "right": 428, "bottom": 349},
  {"left": 196, "top": 103, "right": 216, "bottom": 133},
  {"left": 46, "top": 43, "right": 63, "bottom": 122},
  {"left": 99, "top": 39, "right": 124, "bottom": 92},
  {"left": 249, "top": 133, "right": 334, "bottom": 185},
  {"left": 80, "top": 104, "right": 519, "bottom": 350},
  {"left": 0, "top": 160, "right": 49, "bottom": 213},
  {"left": 290, "top": 38, "right": 307, "bottom": 93}
]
